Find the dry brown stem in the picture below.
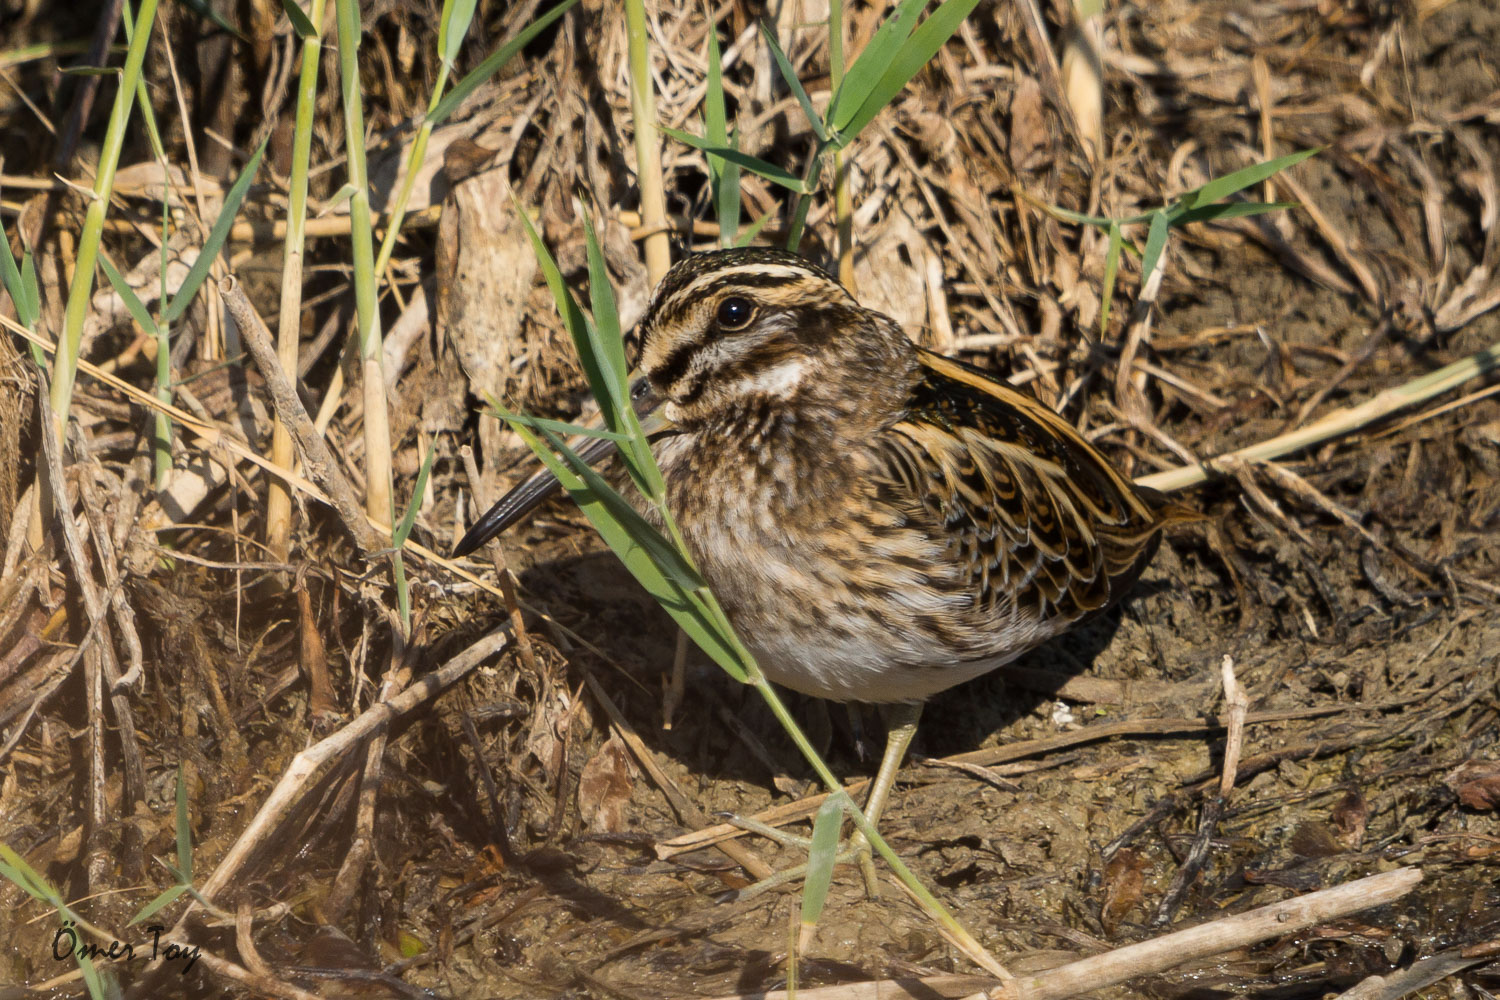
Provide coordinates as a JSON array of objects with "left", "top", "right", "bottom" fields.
[
  {"left": 703, "top": 870, "right": 1423, "bottom": 1000},
  {"left": 1330, "top": 948, "right": 1487, "bottom": 999},
  {"left": 194, "top": 947, "right": 327, "bottom": 1000},
  {"left": 1150, "top": 654, "right": 1250, "bottom": 926},
  {"left": 155, "top": 628, "right": 512, "bottom": 951},
  {"left": 581, "top": 671, "right": 774, "bottom": 880},
  {"left": 986, "top": 868, "right": 1424, "bottom": 1000},
  {"left": 1138, "top": 340, "right": 1500, "bottom": 493},
  {"left": 460, "top": 443, "right": 540, "bottom": 678},
  {"left": 220, "top": 276, "right": 382, "bottom": 554}
]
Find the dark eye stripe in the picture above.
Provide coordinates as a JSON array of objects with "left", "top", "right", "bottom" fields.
[
  {"left": 646, "top": 280, "right": 792, "bottom": 391},
  {"left": 647, "top": 336, "right": 706, "bottom": 392},
  {"left": 641, "top": 251, "right": 847, "bottom": 405},
  {"left": 650, "top": 328, "right": 769, "bottom": 402},
  {"left": 677, "top": 366, "right": 712, "bottom": 406}
]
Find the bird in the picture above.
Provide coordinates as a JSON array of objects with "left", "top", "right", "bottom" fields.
[{"left": 455, "top": 246, "right": 1187, "bottom": 887}]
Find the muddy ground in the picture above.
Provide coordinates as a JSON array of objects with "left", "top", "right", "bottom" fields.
[{"left": 0, "top": 0, "right": 1498, "bottom": 997}]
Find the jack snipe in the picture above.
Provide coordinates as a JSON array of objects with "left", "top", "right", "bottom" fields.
[{"left": 456, "top": 247, "right": 1185, "bottom": 881}]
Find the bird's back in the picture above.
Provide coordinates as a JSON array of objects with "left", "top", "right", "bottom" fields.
[{"left": 657, "top": 347, "right": 1178, "bottom": 704}]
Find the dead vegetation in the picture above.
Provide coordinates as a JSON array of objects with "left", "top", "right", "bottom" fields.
[{"left": 0, "top": 0, "right": 1498, "bottom": 997}]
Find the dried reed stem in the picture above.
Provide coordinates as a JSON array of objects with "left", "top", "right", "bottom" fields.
[
  {"left": 333, "top": 0, "right": 394, "bottom": 527},
  {"left": 1138, "top": 341, "right": 1500, "bottom": 493},
  {"left": 987, "top": 867, "right": 1423, "bottom": 1000},
  {"left": 625, "top": 0, "right": 670, "bottom": 283},
  {"left": 267, "top": 0, "right": 329, "bottom": 562}
]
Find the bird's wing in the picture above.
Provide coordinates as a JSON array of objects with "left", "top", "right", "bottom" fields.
[{"left": 875, "top": 348, "right": 1167, "bottom": 624}]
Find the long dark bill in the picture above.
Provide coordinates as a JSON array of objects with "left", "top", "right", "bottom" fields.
[{"left": 451, "top": 377, "right": 661, "bottom": 558}]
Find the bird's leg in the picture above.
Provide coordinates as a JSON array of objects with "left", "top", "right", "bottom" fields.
[{"left": 849, "top": 701, "right": 923, "bottom": 897}]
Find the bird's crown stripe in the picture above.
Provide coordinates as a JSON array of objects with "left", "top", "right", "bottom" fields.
[{"left": 657, "top": 265, "right": 819, "bottom": 313}]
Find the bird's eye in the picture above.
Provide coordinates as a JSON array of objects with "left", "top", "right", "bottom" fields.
[{"left": 715, "top": 296, "right": 755, "bottom": 330}]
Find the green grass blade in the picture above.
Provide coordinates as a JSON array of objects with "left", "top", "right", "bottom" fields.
[
  {"left": 1, "top": 231, "right": 38, "bottom": 328},
  {"left": 99, "top": 255, "right": 159, "bottom": 336},
  {"left": 829, "top": 0, "right": 924, "bottom": 132},
  {"left": 80, "top": 952, "right": 108, "bottom": 998},
  {"left": 394, "top": 550, "right": 410, "bottom": 630},
  {"left": 715, "top": 137, "right": 742, "bottom": 247},
  {"left": 159, "top": 184, "right": 171, "bottom": 308},
  {"left": 154, "top": 171, "right": 173, "bottom": 489},
  {"left": 77, "top": 945, "right": 108, "bottom": 1000},
  {"left": 1140, "top": 210, "right": 1169, "bottom": 288},
  {"left": 500, "top": 400, "right": 752, "bottom": 680},
  {"left": 511, "top": 208, "right": 573, "bottom": 324},
  {"left": 119, "top": 0, "right": 167, "bottom": 160},
  {"left": 174, "top": 763, "right": 192, "bottom": 881},
  {"left": 800, "top": 793, "right": 846, "bottom": 930},
  {"left": 162, "top": 134, "right": 268, "bottom": 324},
  {"left": 704, "top": 22, "right": 741, "bottom": 245},
  {"left": 674, "top": 599, "right": 751, "bottom": 682},
  {"left": 0, "top": 844, "right": 107, "bottom": 998},
  {"left": 580, "top": 213, "right": 667, "bottom": 499},
  {"left": 2, "top": 239, "right": 44, "bottom": 367},
  {"left": 505, "top": 412, "right": 750, "bottom": 680},
  {"left": 783, "top": 150, "right": 826, "bottom": 251},
  {"left": 438, "top": 0, "right": 479, "bottom": 69},
  {"left": 128, "top": 883, "right": 188, "bottom": 927},
  {"left": 391, "top": 442, "right": 433, "bottom": 632},
  {"left": 1099, "top": 219, "right": 1121, "bottom": 337},
  {"left": 51, "top": 0, "right": 159, "bottom": 432},
  {"left": 736, "top": 207, "right": 775, "bottom": 247},
  {"left": 661, "top": 127, "right": 807, "bottom": 192},
  {"left": 579, "top": 214, "right": 630, "bottom": 409},
  {"left": 786, "top": 196, "right": 814, "bottom": 251},
  {"left": 496, "top": 410, "right": 631, "bottom": 441},
  {"left": 392, "top": 442, "right": 435, "bottom": 548},
  {"left": 704, "top": 20, "right": 727, "bottom": 148},
  {"left": 1045, "top": 203, "right": 1115, "bottom": 228},
  {"left": 177, "top": 0, "right": 247, "bottom": 39},
  {"left": 0, "top": 844, "right": 56, "bottom": 903},
  {"left": 1172, "top": 200, "right": 1301, "bottom": 225},
  {"left": 837, "top": 0, "right": 983, "bottom": 145},
  {"left": 1180, "top": 148, "right": 1319, "bottom": 211},
  {"left": 279, "top": 0, "right": 319, "bottom": 38},
  {"left": 513, "top": 197, "right": 613, "bottom": 410},
  {"left": 430, "top": 0, "right": 579, "bottom": 124},
  {"left": 20, "top": 247, "right": 41, "bottom": 325},
  {"left": 760, "top": 21, "right": 827, "bottom": 141},
  {"left": 535, "top": 422, "right": 705, "bottom": 590},
  {"left": 181, "top": 885, "right": 218, "bottom": 911},
  {"left": 502, "top": 410, "right": 710, "bottom": 597}
]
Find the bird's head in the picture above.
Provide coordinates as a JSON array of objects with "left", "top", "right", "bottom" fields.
[{"left": 637, "top": 248, "right": 916, "bottom": 430}]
